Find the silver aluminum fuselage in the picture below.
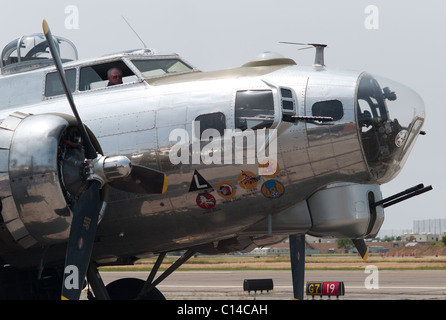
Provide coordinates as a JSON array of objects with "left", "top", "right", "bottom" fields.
[{"left": 0, "top": 52, "right": 424, "bottom": 265}]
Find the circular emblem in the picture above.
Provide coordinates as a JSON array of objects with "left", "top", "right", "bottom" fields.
[
  {"left": 261, "top": 180, "right": 285, "bottom": 199},
  {"left": 196, "top": 193, "right": 216, "bottom": 209},
  {"left": 395, "top": 129, "right": 408, "bottom": 148},
  {"left": 237, "top": 171, "right": 259, "bottom": 190},
  {"left": 216, "top": 181, "right": 237, "bottom": 199},
  {"left": 259, "top": 159, "right": 279, "bottom": 178}
]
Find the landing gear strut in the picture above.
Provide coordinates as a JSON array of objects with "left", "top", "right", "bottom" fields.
[
  {"left": 87, "top": 262, "right": 110, "bottom": 300},
  {"left": 87, "top": 249, "right": 196, "bottom": 300},
  {"left": 136, "top": 249, "right": 196, "bottom": 300}
]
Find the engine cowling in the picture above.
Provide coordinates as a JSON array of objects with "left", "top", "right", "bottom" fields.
[{"left": 0, "top": 112, "right": 106, "bottom": 248}]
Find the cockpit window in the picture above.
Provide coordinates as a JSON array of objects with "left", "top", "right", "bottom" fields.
[
  {"left": 235, "top": 90, "right": 274, "bottom": 131},
  {"left": 45, "top": 68, "right": 76, "bottom": 97},
  {"left": 131, "top": 59, "right": 193, "bottom": 78},
  {"left": 79, "top": 60, "right": 137, "bottom": 91}
]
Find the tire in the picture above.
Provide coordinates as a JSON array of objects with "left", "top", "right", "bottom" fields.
[{"left": 105, "top": 278, "right": 166, "bottom": 300}]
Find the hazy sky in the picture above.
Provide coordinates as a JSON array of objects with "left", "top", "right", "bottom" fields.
[{"left": 2, "top": 0, "right": 445, "bottom": 231}]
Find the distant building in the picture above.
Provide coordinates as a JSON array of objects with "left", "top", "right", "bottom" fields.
[
  {"left": 413, "top": 219, "right": 446, "bottom": 235},
  {"left": 249, "top": 247, "right": 291, "bottom": 255},
  {"left": 306, "top": 235, "right": 337, "bottom": 244},
  {"left": 378, "top": 229, "right": 411, "bottom": 239},
  {"left": 368, "top": 246, "right": 389, "bottom": 253},
  {"left": 379, "top": 219, "right": 446, "bottom": 239},
  {"left": 401, "top": 233, "right": 441, "bottom": 242}
]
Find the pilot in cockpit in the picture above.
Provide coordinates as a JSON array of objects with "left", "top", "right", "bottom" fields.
[{"left": 107, "top": 67, "right": 123, "bottom": 86}]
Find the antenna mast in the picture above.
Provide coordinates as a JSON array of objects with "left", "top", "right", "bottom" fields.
[
  {"left": 280, "top": 42, "right": 327, "bottom": 67},
  {"left": 122, "top": 15, "right": 148, "bottom": 49}
]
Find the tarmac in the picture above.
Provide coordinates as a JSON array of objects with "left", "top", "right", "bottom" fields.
[{"left": 83, "top": 269, "right": 446, "bottom": 300}]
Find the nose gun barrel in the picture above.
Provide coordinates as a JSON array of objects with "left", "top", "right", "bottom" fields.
[{"left": 371, "top": 184, "right": 433, "bottom": 208}]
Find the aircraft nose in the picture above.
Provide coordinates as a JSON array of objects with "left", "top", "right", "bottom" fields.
[{"left": 356, "top": 73, "right": 425, "bottom": 183}]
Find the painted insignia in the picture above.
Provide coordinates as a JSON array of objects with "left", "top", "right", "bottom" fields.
[
  {"left": 395, "top": 129, "right": 408, "bottom": 148},
  {"left": 189, "top": 170, "right": 213, "bottom": 192},
  {"left": 261, "top": 180, "right": 285, "bottom": 199},
  {"left": 216, "top": 181, "right": 237, "bottom": 199},
  {"left": 196, "top": 193, "right": 217, "bottom": 210},
  {"left": 237, "top": 170, "right": 260, "bottom": 190}
]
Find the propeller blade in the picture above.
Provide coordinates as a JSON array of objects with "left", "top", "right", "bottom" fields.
[
  {"left": 61, "top": 180, "right": 102, "bottom": 300},
  {"left": 289, "top": 234, "right": 305, "bottom": 300},
  {"left": 110, "top": 165, "right": 168, "bottom": 194},
  {"left": 352, "top": 239, "right": 369, "bottom": 261},
  {"left": 43, "top": 20, "right": 169, "bottom": 300},
  {"left": 42, "top": 19, "right": 97, "bottom": 159}
]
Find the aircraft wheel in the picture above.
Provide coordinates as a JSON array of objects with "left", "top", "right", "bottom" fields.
[{"left": 106, "top": 278, "right": 166, "bottom": 300}]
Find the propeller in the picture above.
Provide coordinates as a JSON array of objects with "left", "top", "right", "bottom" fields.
[
  {"left": 43, "top": 20, "right": 96, "bottom": 160},
  {"left": 110, "top": 164, "right": 168, "bottom": 194},
  {"left": 352, "top": 239, "right": 369, "bottom": 261},
  {"left": 289, "top": 234, "right": 305, "bottom": 299},
  {"left": 42, "top": 20, "right": 167, "bottom": 299},
  {"left": 61, "top": 180, "right": 101, "bottom": 300}
]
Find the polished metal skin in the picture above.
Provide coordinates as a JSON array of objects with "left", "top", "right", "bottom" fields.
[
  {"left": 0, "top": 113, "right": 75, "bottom": 247},
  {"left": 0, "top": 35, "right": 425, "bottom": 269}
]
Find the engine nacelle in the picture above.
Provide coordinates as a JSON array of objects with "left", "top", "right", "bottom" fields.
[{"left": 0, "top": 112, "right": 104, "bottom": 248}]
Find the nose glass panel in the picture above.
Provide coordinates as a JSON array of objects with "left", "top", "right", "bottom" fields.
[{"left": 356, "top": 73, "right": 425, "bottom": 183}]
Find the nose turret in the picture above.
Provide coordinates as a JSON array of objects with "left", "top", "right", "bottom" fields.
[{"left": 356, "top": 73, "right": 425, "bottom": 183}]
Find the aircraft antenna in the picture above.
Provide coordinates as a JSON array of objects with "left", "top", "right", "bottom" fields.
[
  {"left": 279, "top": 42, "right": 327, "bottom": 67},
  {"left": 122, "top": 15, "right": 148, "bottom": 49}
]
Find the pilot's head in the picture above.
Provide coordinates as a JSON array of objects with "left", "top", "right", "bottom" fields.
[{"left": 107, "top": 68, "right": 123, "bottom": 86}]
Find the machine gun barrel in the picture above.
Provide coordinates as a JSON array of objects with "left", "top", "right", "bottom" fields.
[{"left": 371, "top": 184, "right": 432, "bottom": 208}]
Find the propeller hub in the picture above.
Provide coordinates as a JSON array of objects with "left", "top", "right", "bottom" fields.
[{"left": 86, "top": 155, "right": 132, "bottom": 187}]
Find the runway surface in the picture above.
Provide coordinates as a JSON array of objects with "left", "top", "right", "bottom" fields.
[{"left": 89, "top": 269, "right": 446, "bottom": 300}]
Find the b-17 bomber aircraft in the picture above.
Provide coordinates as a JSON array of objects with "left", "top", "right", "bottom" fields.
[{"left": 0, "top": 21, "right": 431, "bottom": 299}]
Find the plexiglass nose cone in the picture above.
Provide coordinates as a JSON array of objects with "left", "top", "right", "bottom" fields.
[{"left": 356, "top": 73, "right": 425, "bottom": 183}]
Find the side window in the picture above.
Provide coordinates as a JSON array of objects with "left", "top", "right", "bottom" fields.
[
  {"left": 195, "top": 112, "right": 226, "bottom": 139},
  {"left": 79, "top": 60, "right": 137, "bottom": 91},
  {"left": 280, "top": 88, "right": 295, "bottom": 114},
  {"left": 45, "top": 68, "right": 76, "bottom": 97},
  {"left": 235, "top": 90, "right": 274, "bottom": 131},
  {"left": 131, "top": 59, "right": 193, "bottom": 78},
  {"left": 312, "top": 100, "right": 344, "bottom": 121}
]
